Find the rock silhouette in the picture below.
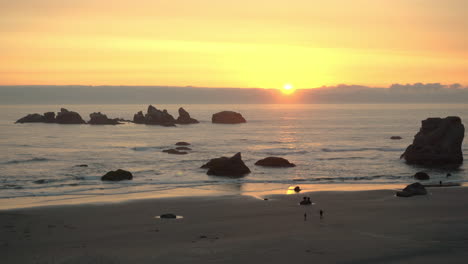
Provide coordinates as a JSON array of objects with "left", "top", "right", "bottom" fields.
[
  {"left": 101, "top": 169, "right": 133, "bottom": 181},
  {"left": 133, "top": 105, "right": 176, "bottom": 126},
  {"left": 255, "top": 157, "right": 296, "bottom": 167},
  {"left": 176, "top": 107, "right": 199, "bottom": 124},
  {"left": 88, "top": 112, "right": 122, "bottom": 125},
  {"left": 201, "top": 152, "right": 251, "bottom": 177},
  {"left": 396, "top": 182, "right": 427, "bottom": 197},
  {"left": 414, "top": 171, "right": 430, "bottom": 180},
  {"left": 16, "top": 108, "right": 85, "bottom": 124},
  {"left": 401, "top": 116, "right": 464, "bottom": 165},
  {"left": 162, "top": 149, "right": 188, "bottom": 155},
  {"left": 212, "top": 111, "right": 246, "bottom": 124}
]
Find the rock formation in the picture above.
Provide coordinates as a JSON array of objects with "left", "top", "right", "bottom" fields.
[
  {"left": 176, "top": 107, "right": 199, "bottom": 124},
  {"left": 16, "top": 108, "right": 85, "bottom": 124},
  {"left": 396, "top": 182, "right": 427, "bottom": 197},
  {"left": 133, "top": 105, "right": 176, "bottom": 126},
  {"left": 101, "top": 169, "right": 133, "bottom": 181},
  {"left": 255, "top": 157, "right": 296, "bottom": 167},
  {"left": 55, "top": 108, "right": 86, "bottom": 124},
  {"left": 175, "top": 142, "right": 190, "bottom": 146},
  {"left": 201, "top": 152, "right": 250, "bottom": 177},
  {"left": 212, "top": 111, "right": 246, "bottom": 124},
  {"left": 401, "top": 116, "right": 464, "bottom": 165},
  {"left": 414, "top": 171, "right": 430, "bottom": 180},
  {"left": 88, "top": 112, "right": 122, "bottom": 125}
]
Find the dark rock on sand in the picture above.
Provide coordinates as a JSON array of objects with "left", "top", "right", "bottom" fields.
[
  {"left": 176, "top": 107, "right": 199, "bottom": 124},
  {"left": 414, "top": 171, "right": 430, "bottom": 180},
  {"left": 101, "top": 169, "right": 133, "bottom": 181},
  {"left": 175, "top": 146, "right": 192, "bottom": 151},
  {"left": 390, "top": 136, "right": 402, "bottom": 140},
  {"left": 201, "top": 152, "right": 250, "bottom": 177},
  {"left": 162, "top": 149, "right": 188, "bottom": 155},
  {"left": 88, "top": 112, "right": 122, "bottom": 125},
  {"left": 396, "top": 182, "right": 427, "bottom": 197},
  {"left": 160, "top": 213, "right": 177, "bottom": 219},
  {"left": 15, "top": 113, "right": 46, "bottom": 123},
  {"left": 55, "top": 108, "right": 86, "bottom": 124},
  {"left": 133, "top": 105, "right": 176, "bottom": 126},
  {"left": 175, "top": 142, "right": 191, "bottom": 146},
  {"left": 401, "top": 116, "right": 464, "bottom": 165},
  {"left": 255, "top": 157, "right": 296, "bottom": 167},
  {"left": 212, "top": 111, "right": 246, "bottom": 124}
]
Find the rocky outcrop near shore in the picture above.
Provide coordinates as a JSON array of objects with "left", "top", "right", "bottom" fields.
[
  {"left": 212, "top": 111, "right": 246, "bottom": 124},
  {"left": 396, "top": 182, "right": 427, "bottom": 197},
  {"left": 201, "top": 152, "right": 250, "bottom": 177},
  {"left": 133, "top": 105, "right": 176, "bottom": 126},
  {"left": 101, "top": 169, "right": 133, "bottom": 181},
  {"left": 255, "top": 157, "right": 296, "bottom": 167},
  {"left": 401, "top": 116, "right": 464, "bottom": 165},
  {"left": 88, "top": 112, "right": 122, "bottom": 125},
  {"left": 16, "top": 108, "right": 85, "bottom": 124},
  {"left": 176, "top": 107, "right": 199, "bottom": 124}
]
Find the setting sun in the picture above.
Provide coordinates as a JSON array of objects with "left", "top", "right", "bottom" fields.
[{"left": 281, "top": 84, "right": 295, "bottom": 95}]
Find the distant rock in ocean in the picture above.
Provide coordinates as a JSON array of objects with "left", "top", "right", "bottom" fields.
[
  {"left": 201, "top": 152, "right": 250, "bottom": 177},
  {"left": 396, "top": 182, "right": 427, "bottom": 197},
  {"left": 101, "top": 169, "right": 133, "bottom": 181},
  {"left": 176, "top": 107, "right": 199, "bottom": 124},
  {"left": 390, "top": 136, "right": 402, "bottom": 140},
  {"left": 175, "top": 142, "right": 191, "bottom": 146},
  {"left": 255, "top": 157, "right": 296, "bottom": 167},
  {"left": 414, "top": 171, "right": 430, "bottom": 180},
  {"left": 162, "top": 149, "right": 188, "bottom": 155},
  {"left": 88, "top": 112, "right": 122, "bottom": 125},
  {"left": 133, "top": 105, "right": 176, "bottom": 126},
  {"left": 401, "top": 116, "right": 464, "bottom": 165},
  {"left": 212, "top": 111, "right": 246, "bottom": 124},
  {"left": 16, "top": 108, "right": 85, "bottom": 124}
]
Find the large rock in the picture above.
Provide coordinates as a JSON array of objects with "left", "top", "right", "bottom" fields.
[
  {"left": 255, "top": 157, "right": 296, "bottom": 167},
  {"left": 176, "top": 107, "right": 199, "bottom": 124},
  {"left": 15, "top": 113, "right": 46, "bottom": 123},
  {"left": 212, "top": 111, "right": 246, "bottom": 124},
  {"left": 396, "top": 182, "right": 427, "bottom": 197},
  {"left": 43, "top": 112, "right": 56, "bottom": 123},
  {"left": 133, "top": 105, "right": 176, "bottom": 126},
  {"left": 201, "top": 152, "right": 250, "bottom": 177},
  {"left": 101, "top": 169, "right": 133, "bottom": 181},
  {"left": 401, "top": 116, "right": 464, "bottom": 165},
  {"left": 55, "top": 108, "right": 86, "bottom": 124},
  {"left": 88, "top": 112, "right": 121, "bottom": 125}
]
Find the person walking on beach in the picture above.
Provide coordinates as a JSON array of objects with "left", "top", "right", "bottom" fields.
[{"left": 320, "top": 209, "right": 323, "bottom": 219}]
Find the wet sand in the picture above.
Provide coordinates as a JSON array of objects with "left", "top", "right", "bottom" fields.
[{"left": 2, "top": 187, "right": 468, "bottom": 263}]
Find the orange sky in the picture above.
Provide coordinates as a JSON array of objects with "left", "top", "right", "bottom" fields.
[{"left": 1, "top": 0, "right": 467, "bottom": 89}]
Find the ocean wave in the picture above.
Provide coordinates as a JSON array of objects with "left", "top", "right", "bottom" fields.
[
  {"left": 321, "top": 147, "right": 403, "bottom": 153},
  {"left": 316, "top": 157, "right": 367, "bottom": 161},
  {"left": 264, "top": 151, "right": 308, "bottom": 156},
  {"left": 3, "top": 157, "right": 52, "bottom": 165},
  {"left": 131, "top": 146, "right": 165, "bottom": 151}
]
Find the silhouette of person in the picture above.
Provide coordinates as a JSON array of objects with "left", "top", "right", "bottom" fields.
[
  {"left": 300, "top": 197, "right": 311, "bottom": 205},
  {"left": 304, "top": 212, "right": 307, "bottom": 221},
  {"left": 320, "top": 209, "right": 323, "bottom": 219},
  {"left": 294, "top": 186, "right": 301, "bottom": 192}
]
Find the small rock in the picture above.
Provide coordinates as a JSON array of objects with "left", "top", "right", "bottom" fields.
[
  {"left": 390, "top": 136, "right": 402, "bottom": 140},
  {"left": 255, "top": 157, "right": 296, "bottom": 167},
  {"left": 201, "top": 152, "right": 250, "bottom": 177},
  {"left": 75, "top": 164, "right": 88, "bottom": 167},
  {"left": 396, "top": 182, "right": 427, "bottom": 197},
  {"left": 101, "top": 169, "right": 133, "bottom": 181},
  {"left": 162, "top": 149, "right": 188, "bottom": 155},
  {"left": 160, "top": 213, "right": 177, "bottom": 219},
  {"left": 33, "top": 179, "right": 46, "bottom": 184},
  {"left": 414, "top": 171, "right": 430, "bottom": 180},
  {"left": 175, "top": 142, "right": 191, "bottom": 146}
]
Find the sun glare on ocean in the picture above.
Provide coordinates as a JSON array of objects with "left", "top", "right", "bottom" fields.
[{"left": 281, "top": 84, "right": 295, "bottom": 95}]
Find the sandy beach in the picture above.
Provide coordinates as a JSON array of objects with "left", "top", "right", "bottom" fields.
[{"left": 2, "top": 186, "right": 468, "bottom": 264}]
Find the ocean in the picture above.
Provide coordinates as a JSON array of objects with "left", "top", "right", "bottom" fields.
[{"left": 1, "top": 104, "right": 467, "bottom": 209}]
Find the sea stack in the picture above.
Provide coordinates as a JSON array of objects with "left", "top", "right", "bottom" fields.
[
  {"left": 175, "top": 107, "right": 199, "bottom": 124},
  {"left": 212, "top": 111, "right": 246, "bottom": 124},
  {"left": 201, "top": 152, "right": 251, "bottom": 177},
  {"left": 400, "top": 116, "right": 464, "bottom": 165},
  {"left": 132, "top": 105, "right": 176, "bottom": 126}
]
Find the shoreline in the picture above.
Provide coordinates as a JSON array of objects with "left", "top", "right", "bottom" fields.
[
  {"left": 2, "top": 186, "right": 468, "bottom": 263},
  {"left": 0, "top": 182, "right": 464, "bottom": 211}
]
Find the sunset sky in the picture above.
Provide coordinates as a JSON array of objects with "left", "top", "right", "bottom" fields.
[{"left": 1, "top": 0, "right": 467, "bottom": 89}]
